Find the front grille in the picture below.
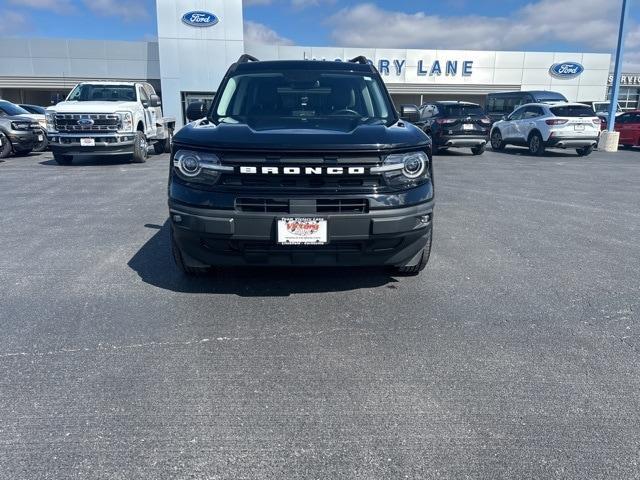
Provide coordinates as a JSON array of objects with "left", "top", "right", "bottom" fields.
[
  {"left": 235, "top": 198, "right": 289, "bottom": 213},
  {"left": 316, "top": 199, "right": 368, "bottom": 213},
  {"left": 55, "top": 113, "right": 121, "bottom": 133},
  {"left": 218, "top": 152, "right": 384, "bottom": 192},
  {"left": 234, "top": 198, "right": 369, "bottom": 214}
]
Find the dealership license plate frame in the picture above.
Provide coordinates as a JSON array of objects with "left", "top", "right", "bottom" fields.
[
  {"left": 462, "top": 123, "right": 474, "bottom": 130},
  {"left": 277, "top": 217, "right": 328, "bottom": 245},
  {"left": 80, "top": 138, "right": 95, "bottom": 147},
  {"left": 574, "top": 124, "right": 585, "bottom": 131},
  {"left": 37, "top": 134, "right": 44, "bottom": 142}
]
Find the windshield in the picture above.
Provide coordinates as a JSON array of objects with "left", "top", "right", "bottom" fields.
[
  {"left": 550, "top": 105, "right": 596, "bottom": 117},
  {"left": 213, "top": 69, "right": 395, "bottom": 129},
  {"left": 67, "top": 84, "right": 137, "bottom": 102},
  {"left": 439, "top": 104, "right": 484, "bottom": 117},
  {"left": 0, "top": 101, "right": 30, "bottom": 116}
]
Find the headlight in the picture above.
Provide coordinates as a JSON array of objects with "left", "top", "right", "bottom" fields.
[
  {"left": 11, "top": 122, "right": 29, "bottom": 130},
  {"left": 172, "top": 149, "right": 233, "bottom": 185},
  {"left": 117, "top": 111, "right": 133, "bottom": 132},
  {"left": 373, "top": 151, "right": 430, "bottom": 187},
  {"left": 45, "top": 112, "right": 56, "bottom": 132}
]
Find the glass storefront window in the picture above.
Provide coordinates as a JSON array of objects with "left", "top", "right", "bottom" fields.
[
  {"left": 181, "top": 91, "right": 216, "bottom": 124},
  {"left": 607, "top": 86, "right": 640, "bottom": 111}
]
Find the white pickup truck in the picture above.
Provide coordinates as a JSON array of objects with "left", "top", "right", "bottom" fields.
[{"left": 46, "top": 81, "right": 175, "bottom": 165}]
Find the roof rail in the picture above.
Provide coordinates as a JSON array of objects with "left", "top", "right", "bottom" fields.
[
  {"left": 238, "top": 54, "right": 259, "bottom": 63},
  {"left": 348, "top": 56, "right": 369, "bottom": 65}
]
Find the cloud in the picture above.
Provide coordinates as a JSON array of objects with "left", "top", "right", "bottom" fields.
[
  {"left": 80, "top": 0, "right": 149, "bottom": 22},
  {"left": 326, "top": 1, "right": 640, "bottom": 71},
  {"left": 244, "top": 20, "right": 294, "bottom": 45},
  {"left": 6, "top": 0, "right": 74, "bottom": 14},
  {"left": 0, "top": 10, "right": 28, "bottom": 35},
  {"left": 243, "top": 0, "right": 272, "bottom": 5}
]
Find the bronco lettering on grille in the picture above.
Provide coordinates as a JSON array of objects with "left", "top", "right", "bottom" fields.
[{"left": 238, "top": 166, "right": 367, "bottom": 175}]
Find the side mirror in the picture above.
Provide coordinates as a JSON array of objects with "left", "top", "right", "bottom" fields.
[
  {"left": 399, "top": 104, "right": 419, "bottom": 123},
  {"left": 186, "top": 101, "right": 207, "bottom": 122},
  {"left": 502, "top": 114, "right": 508, "bottom": 121},
  {"left": 150, "top": 94, "right": 161, "bottom": 108}
]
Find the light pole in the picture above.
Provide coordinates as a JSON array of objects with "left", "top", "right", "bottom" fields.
[{"left": 607, "top": 0, "right": 631, "bottom": 132}]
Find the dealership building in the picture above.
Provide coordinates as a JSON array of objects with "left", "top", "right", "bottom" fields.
[{"left": 0, "top": 0, "right": 621, "bottom": 128}]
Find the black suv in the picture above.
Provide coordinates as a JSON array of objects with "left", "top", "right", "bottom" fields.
[
  {"left": 0, "top": 115, "right": 38, "bottom": 158},
  {"left": 417, "top": 101, "right": 491, "bottom": 155},
  {"left": 169, "top": 56, "right": 434, "bottom": 275}
]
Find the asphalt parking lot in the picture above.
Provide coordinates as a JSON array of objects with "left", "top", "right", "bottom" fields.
[{"left": 1, "top": 146, "right": 639, "bottom": 479}]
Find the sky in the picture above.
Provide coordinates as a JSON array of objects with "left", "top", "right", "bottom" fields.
[{"left": 1, "top": 0, "right": 639, "bottom": 70}]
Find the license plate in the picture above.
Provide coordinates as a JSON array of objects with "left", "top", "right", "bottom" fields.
[
  {"left": 462, "top": 124, "right": 473, "bottom": 130},
  {"left": 574, "top": 124, "right": 585, "bottom": 131},
  {"left": 277, "top": 218, "right": 327, "bottom": 245},
  {"left": 80, "top": 138, "right": 95, "bottom": 147},
  {"left": 38, "top": 134, "right": 44, "bottom": 141}
]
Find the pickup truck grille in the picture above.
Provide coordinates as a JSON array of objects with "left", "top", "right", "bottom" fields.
[{"left": 55, "top": 113, "right": 121, "bottom": 133}]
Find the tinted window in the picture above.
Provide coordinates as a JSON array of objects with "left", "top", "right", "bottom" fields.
[
  {"left": 488, "top": 97, "right": 506, "bottom": 113},
  {"left": 550, "top": 105, "right": 596, "bottom": 117},
  {"left": 438, "top": 104, "right": 484, "bottom": 117},
  {"left": 523, "top": 106, "right": 544, "bottom": 118},
  {"left": 67, "top": 84, "right": 137, "bottom": 102},
  {"left": 214, "top": 69, "right": 395, "bottom": 128},
  {"left": 533, "top": 92, "right": 567, "bottom": 102},
  {"left": 0, "top": 101, "right": 30, "bottom": 116},
  {"left": 509, "top": 107, "right": 525, "bottom": 121}
]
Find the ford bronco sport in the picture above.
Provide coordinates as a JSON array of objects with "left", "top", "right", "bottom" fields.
[{"left": 169, "top": 55, "right": 434, "bottom": 275}]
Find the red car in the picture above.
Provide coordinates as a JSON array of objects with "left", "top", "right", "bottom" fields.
[{"left": 615, "top": 110, "right": 640, "bottom": 148}]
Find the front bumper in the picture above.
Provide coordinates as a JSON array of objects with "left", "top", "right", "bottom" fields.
[
  {"left": 48, "top": 133, "right": 135, "bottom": 156},
  {"left": 7, "top": 130, "right": 36, "bottom": 152},
  {"left": 545, "top": 136, "right": 599, "bottom": 148},
  {"left": 170, "top": 200, "right": 434, "bottom": 267}
]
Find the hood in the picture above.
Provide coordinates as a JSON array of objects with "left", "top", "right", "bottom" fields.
[
  {"left": 15, "top": 113, "right": 45, "bottom": 123},
  {"left": 50, "top": 101, "right": 138, "bottom": 114},
  {"left": 173, "top": 119, "right": 430, "bottom": 152}
]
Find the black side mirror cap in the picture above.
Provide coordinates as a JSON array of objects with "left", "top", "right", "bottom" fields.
[
  {"left": 186, "top": 101, "right": 207, "bottom": 122},
  {"left": 399, "top": 104, "right": 420, "bottom": 123},
  {"left": 150, "top": 94, "right": 161, "bottom": 108}
]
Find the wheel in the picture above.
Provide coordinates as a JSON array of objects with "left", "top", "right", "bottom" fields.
[
  {"left": 0, "top": 134, "right": 11, "bottom": 158},
  {"left": 163, "top": 128, "right": 173, "bottom": 153},
  {"left": 528, "top": 131, "right": 545, "bottom": 156},
  {"left": 471, "top": 144, "right": 485, "bottom": 155},
  {"left": 395, "top": 228, "right": 432, "bottom": 276},
  {"left": 576, "top": 145, "right": 594, "bottom": 156},
  {"left": 171, "top": 229, "right": 210, "bottom": 276},
  {"left": 490, "top": 129, "right": 505, "bottom": 151},
  {"left": 153, "top": 141, "right": 165, "bottom": 155},
  {"left": 32, "top": 129, "right": 48, "bottom": 152},
  {"left": 53, "top": 154, "right": 73, "bottom": 165},
  {"left": 131, "top": 131, "right": 148, "bottom": 163}
]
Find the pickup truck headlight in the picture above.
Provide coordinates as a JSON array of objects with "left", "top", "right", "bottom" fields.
[
  {"left": 11, "top": 121, "right": 30, "bottom": 131},
  {"left": 172, "top": 149, "right": 233, "bottom": 184},
  {"left": 45, "top": 112, "right": 56, "bottom": 132},
  {"left": 373, "top": 151, "right": 430, "bottom": 187},
  {"left": 117, "top": 111, "right": 133, "bottom": 133}
]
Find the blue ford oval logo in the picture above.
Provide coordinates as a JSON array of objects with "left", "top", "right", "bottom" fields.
[
  {"left": 182, "top": 11, "right": 218, "bottom": 27},
  {"left": 549, "top": 62, "right": 584, "bottom": 79},
  {"left": 77, "top": 117, "right": 94, "bottom": 127}
]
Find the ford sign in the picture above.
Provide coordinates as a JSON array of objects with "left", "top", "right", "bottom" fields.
[
  {"left": 182, "top": 11, "right": 218, "bottom": 27},
  {"left": 549, "top": 62, "right": 584, "bottom": 79}
]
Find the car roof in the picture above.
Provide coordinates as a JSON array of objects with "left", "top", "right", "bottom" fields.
[
  {"left": 432, "top": 101, "right": 480, "bottom": 106},
  {"left": 516, "top": 102, "right": 592, "bottom": 108},
  {"left": 231, "top": 59, "right": 376, "bottom": 74}
]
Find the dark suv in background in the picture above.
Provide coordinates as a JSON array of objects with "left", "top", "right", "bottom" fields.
[
  {"left": 486, "top": 90, "right": 568, "bottom": 123},
  {"left": 170, "top": 56, "right": 434, "bottom": 275},
  {"left": 416, "top": 101, "right": 491, "bottom": 155}
]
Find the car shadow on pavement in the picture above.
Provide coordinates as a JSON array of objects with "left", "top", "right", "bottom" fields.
[
  {"left": 489, "top": 147, "right": 584, "bottom": 157},
  {"left": 128, "top": 221, "right": 399, "bottom": 296},
  {"left": 39, "top": 155, "right": 141, "bottom": 166}
]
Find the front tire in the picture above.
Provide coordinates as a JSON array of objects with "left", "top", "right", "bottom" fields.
[
  {"left": 131, "top": 131, "right": 148, "bottom": 163},
  {"left": 528, "top": 131, "right": 545, "bottom": 156},
  {"left": 53, "top": 154, "right": 73, "bottom": 165},
  {"left": 576, "top": 145, "right": 594, "bottom": 156},
  {"left": 395, "top": 228, "right": 432, "bottom": 276},
  {"left": 490, "top": 130, "right": 505, "bottom": 151},
  {"left": 471, "top": 144, "right": 485, "bottom": 155},
  {"left": 153, "top": 128, "right": 173, "bottom": 155},
  {"left": 171, "top": 229, "right": 210, "bottom": 276},
  {"left": 0, "top": 134, "right": 11, "bottom": 158}
]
